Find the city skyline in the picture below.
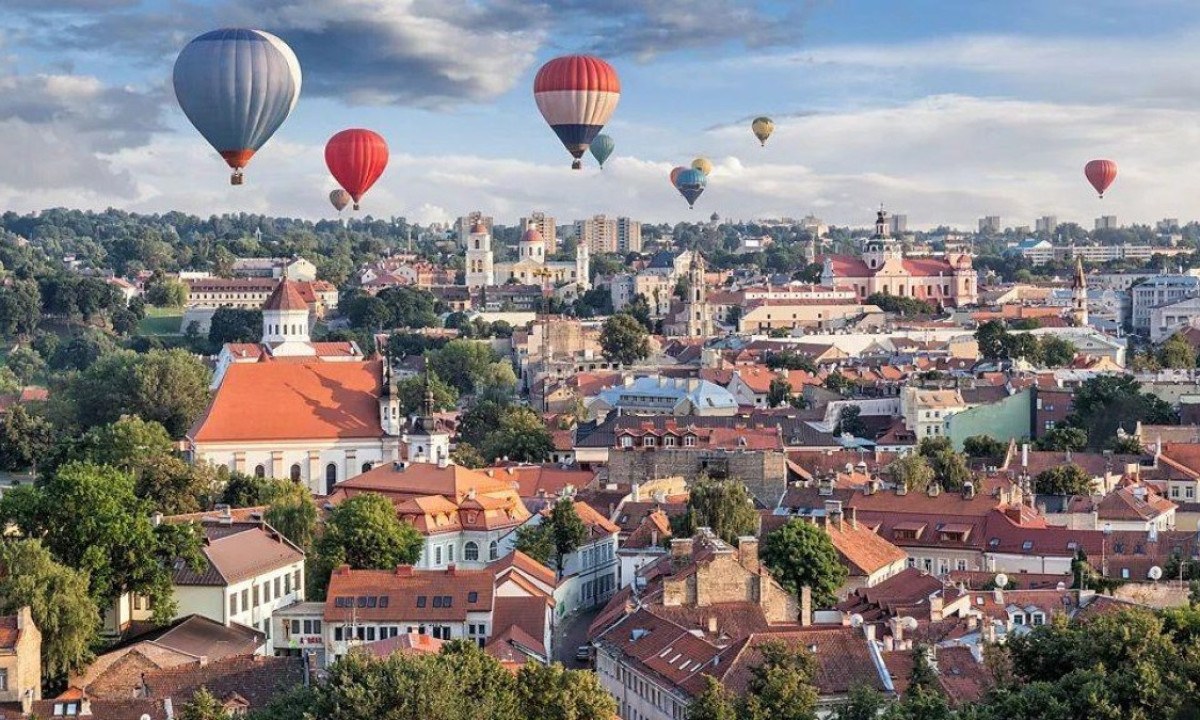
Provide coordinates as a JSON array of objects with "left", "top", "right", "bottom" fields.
[{"left": 2, "top": 1, "right": 1200, "bottom": 228}]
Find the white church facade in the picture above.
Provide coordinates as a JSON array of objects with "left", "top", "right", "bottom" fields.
[{"left": 465, "top": 222, "right": 590, "bottom": 294}]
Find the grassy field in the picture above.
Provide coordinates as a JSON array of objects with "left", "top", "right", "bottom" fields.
[{"left": 138, "top": 306, "right": 183, "bottom": 336}]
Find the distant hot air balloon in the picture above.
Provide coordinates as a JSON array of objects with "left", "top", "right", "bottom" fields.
[
  {"left": 670, "top": 166, "right": 687, "bottom": 187},
  {"left": 173, "top": 29, "right": 302, "bottom": 185},
  {"left": 691, "top": 157, "right": 713, "bottom": 177},
  {"left": 534, "top": 55, "right": 621, "bottom": 169},
  {"left": 1085, "top": 159, "right": 1118, "bottom": 198},
  {"left": 751, "top": 117, "right": 774, "bottom": 147},
  {"left": 675, "top": 168, "right": 707, "bottom": 209},
  {"left": 329, "top": 189, "right": 351, "bottom": 212},
  {"left": 325, "top": 129, "right": 389, "bottom": 210},
  {"left": 590, "top": 134, "right": 615, "bottom": 169}
]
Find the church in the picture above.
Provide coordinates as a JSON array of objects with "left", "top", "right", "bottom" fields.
[
  {"left": 465, "top": 221, "right": 589, "bottom": 295},
  {"left": 820, "top": 209, "right": 977, "bottom": 308}
]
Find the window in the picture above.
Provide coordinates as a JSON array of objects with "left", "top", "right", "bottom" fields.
[
  {"left": 242, "top": 589, "right": 249, "bottom": 609},
  {"left": 290, "top": 463, "right": 302, "bottom": 482},
  {"left": 263, "top": 582, "right": 271, "bottom": 603},
  {"left": 642, "top": 436, "right": 656, "bottom": 447},
  {"left": 326, "top": 463, "right": 338, "bottom": 493},
  {"left": 684, "top": 435, "right": 696, "bottom": 447},
  {"left": 334, "top": 626, "right": 344, "bottom": 641},
  {"left": 284, "top": 573, "right": 292, "bottom": 595},
  {"left": 253, "top": 585, "right": 260, "bottom": 607},
  {"left": 448, "top": 545, "right": 455, "bottom": 563},
  {"left": 417, "top": 596, "right": 427, "bottom": 608},
  {"left": 956, "top": 559, "right": 968, "bottom": 571},
  {"left": 620, "top": 436, "right": 633, "bottom": 448},
  {"left": 489, "top": 541, "right": 499, "bottom": 561},
  {"left": 294, "top": 569, "right": 301, "bottom": 591},
  {"left": 435, "top": 546, "right": 442, "bottom": 565},
  {"left": 254, "top": 464, "right": 265, "bottom": 478},
  {"left": 465, "top": 542, "right": 479, "bottom": 561},
  {"left": 230, "top": 594, "right": 238, "bottom": 615},
  {"left": 1031, "top": 613, "right": 1046, "bottom": 626},
  {"left": 468, "top": 591, "right": 479, "bottom": 603},
  {"left": 664, "top": 436, "right": 676, "bottom": 447},
  {"left": 274, "top": 576, "right": 282, "bottom": 598}
]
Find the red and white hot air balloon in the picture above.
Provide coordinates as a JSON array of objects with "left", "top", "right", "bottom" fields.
[
  {"left": 533, "top": 55, "right": 620, "bottom": 169},
  {"left": 325, "top": 129, "right": 389, "bottom": 210},
  {"left": 1085, "top": 159, "right": 1118, "bottom": 198}
]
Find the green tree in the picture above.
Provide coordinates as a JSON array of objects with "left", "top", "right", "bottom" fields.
[
  {"left": 767, "top": 377, "right": 796, "bottom": 408},
  {"left": 975, "top": 320, "right": 1010, "bottom": 361},
  {"left": 1067, "top": 375, "right": 1176, "bottom": 448},
  {"left": 221, "top": 473, "right": 284, "bottom": 507},
  {"left": 1158, "top": 332, "right": 1197, "bottom": 369},
  {"left": 513, "top": 523, "right": 555, "bottom": 566},
  {"left": 865, "top": 293, "right": 935, "bottom": 316},
  {"left": 0, "top": 539, "right": 100, "bottom": 681},
  {"left": 1109, "top": 434, "right": 1144, "bottom": 455},
  {"left": 132, "top": 454, "right": 221, "bottom": 515},
  {"left": 515, "top": 659, "right": 617, "bottom": 720},
  {"left": 887, "top": 453, "right": 935, "bottom": 492},
  {"left": 1035, "top": 425, "right": 1088, "bottom": 452},
  {"left": 48, "top": 328, "right": 117, "bottom": 372},
  {"left": 394, "top": 372, "right": 458, "bottom": 415},
  {"left": 1038, "top": 336, "right": 1077, "bottom": 368},
  {"left": 5, "top": 346, "right": 45, "bottom": 384},
  {"left": 480, "top": 407, "right": 553, "bottom": 464},
  {"left": 0, "top": 405, "right": 53, "bottom": 471},
  {"left": 208, "top": 307, "right": 263, "bottom": 346},
  {"left": 62, "top": 349, "right": 210, "bottom": 436},
  {"left": 145, "top": 278, "right": 188, "bottom": 307},
  {"left": 761, "top": 519, "right": 849, "bottom": 609},
  {"left": 963, "top": 435, "right": 1005, "bottom": 460},
  {"left": 823, "top": 372, "right": 853, "bottom": 395},
  {"left": 0, "top": 279, "right": 42, "bottom": 337},
  {"left": 741, "top": 640, "right": 820, "bottom": 720},
  {"left": 829, "top": 684, "right": 887, "bottom": 720},
  {"left": 313, "top": 493, "right": 422, "bottom": 597},
  {"left": 521, "top": 499, "right": 589, "bottom": 578},
  {"left": 678, "top": 475, "right": 760, "bottom": 545},
  {"left": 179, "top": 687, "right": 227, "bottom": 720},
  {"left": 926, "top": 449, "right": 971, "bottom": 490},
  {"left": 0, "top": 461, "right": 202, "bottom": 619},
  {"left": 834, "top": 405, "right": 867, "bottom": 438},
  {"left": 600, "top": 312, "right": 651, "bottom": 365},
  {"left": 1033, "top": 464, "right": 1092, "bottom": 495},
  {"left": 450, "top": 442, "right": 486, "bottom": 469},
  {"left": 265, "top": 482, "right": 319, "bottom": 551},
  {"left": 763, "top": 351, "right": 816, "bottom": 373},
  {"left": 907, "top": 646, "right": 939, "bottom": 697},
  {"left": 687, "top": 676, "right": 740, "bottom": 720},
  {"left": 427, "top": 340, "right": 512, "bottom": 396}
]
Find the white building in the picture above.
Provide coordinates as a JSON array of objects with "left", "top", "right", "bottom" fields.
[
  {"left": 1132, "top": 275, "right": 1200, "bottom": 332},
  {"left": 1149, "top": 296, "right": 1200, "bottom": 342},
  {"left": 521, "top": 212, "right": 558, "bottom": 255},
  {"left": 464, "top": 221, "right": 495, "bottom": 288},
  {"left": 455, "top": 212, "right": 493, "bottom": 247},
  {"left": 901, "top": 387, "right": 967, "bottom": 439}
]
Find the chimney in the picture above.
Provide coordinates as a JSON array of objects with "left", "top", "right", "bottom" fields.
[
  {"left": 737, "top": 537, "right": 759, "bottom": 572},
  {"left": 651, "top": 529, "right": 659, "bottom": 547},
  {"left": 164, "top": 697, "right": 175, "bottom": 720},
  {"left": 336, "top": 564, "right": 351, "bottom": 575},
  {"left": 632, "top": 483, "right": 642, "bottom": 502},
  {"left": 890, "top": 616, "right": 906, "bottom": 647},
  {"left": 824, "top": 500, "right": 844, "bottom": 530},
  {"left": 198, "top": 655, "right": 209, "bottom": 666},
  {"left": 930, "top": 595, "right": 944, "bottom": 622},
  {"left": 800, "top": 586, "right": 812, "bottom": 627},
  {"left": 670, "top": 538, "right": 694, "bottom": 560},
  {"left": 993, "top": 587, "right": 1004, "bottom": 605},
  {"left": 1021, "top": 442, "right": 1029, "bottom": 469},
  {"left": 152, "top": 512, "right": 163, "bottom": 527},
  {"left": 707, "top": 616, "right": 718, "bottom": 634},
  {"left": 963, "top": 481, "right": 976, "bottom": 499},
  {"left": 847, "top": 506, "right": 858, "bottom": 529},
  {"left": 927, "top": 483, "right": 941, "bottom": 497},
  {"left": 864, "top": 623, "right": 876, "bottom": 643}
]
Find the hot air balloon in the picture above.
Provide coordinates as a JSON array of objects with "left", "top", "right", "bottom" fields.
[
  {"left": 534, "top": 55, "right": 621, "bottom": 169},
  {"left": 590, "top": 134, "right": 615, "bottom": 169},
  {"left": 675, "top": 168, "right": 707, "bottom": 209},
  {"left": 325, "top": 129, "right": 389, "bottom": 210},
  {"left": 329, "top": 189, "right": 351, "bottom": 212},
  {"left": 691, "top": 157, "right": 713, "bottom": 177},
  {"left": 173, "top": 29, "right": 302, "bottom": 185},
  {"left": 752, "top": 117, "right": 774, "bottom": 147},
  {"left": 670, "top": 166, "right": 687, "bottom": 187},
  {"left": 1085, "top": 159, "right": 1118, "bottom": 198}
]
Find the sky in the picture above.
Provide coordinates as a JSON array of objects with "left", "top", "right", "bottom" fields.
[{"left": 2, "top": 0, "right": 1200, "bottom": 230}]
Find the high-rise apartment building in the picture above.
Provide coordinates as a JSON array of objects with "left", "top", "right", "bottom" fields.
[
  {"left": 455, "top": 211, "right": 493, "bottom": 247},
  {"left": 573, "top": 215, "right": 641, "bottom": 254},
  {"left": 978, "top": 216, "right": 1001, "bottom": 234},
  {"left": 888, "top": 213, "right": 908, "bottom": 235},
  {"left": 1035, "top": 215, "right": 1058, "bottom": 234},
  {"left": 521, "top": 211, "right": 557, "bottom": 255},
  {"left": 1094, "top": 215, "right": 1118, "bottom": 231}
]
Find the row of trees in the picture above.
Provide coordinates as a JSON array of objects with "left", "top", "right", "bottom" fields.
[{"left": 975, "top": 321, "right": 1077, "bottom": 367}]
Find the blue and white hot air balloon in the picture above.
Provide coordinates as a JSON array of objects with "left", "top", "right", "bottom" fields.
[{"left": 173, "top": 28, "right": 302, "bottom": 185}]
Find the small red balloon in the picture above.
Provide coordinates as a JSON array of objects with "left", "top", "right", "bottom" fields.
[
  {"left": 325, "top": 129, "right": 389, "bottom": 210},
  {"left": 1085, "top": 159, "right": 1117, "bottom": 198}
]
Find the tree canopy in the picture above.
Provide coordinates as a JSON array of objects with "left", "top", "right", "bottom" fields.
[
  {"left": 311, "top": 493, "right": 423, "bottom": 598},
  {"left": 676, "top": 475, "right": 760, "bottom": 545},
  {"left": 600, "top": 312, "right": 651, "bottom": 365},
  {"left": 761, "top": 519, "right": 849, "bottom": 609}
]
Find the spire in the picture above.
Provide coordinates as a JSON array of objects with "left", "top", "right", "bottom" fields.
[
  {"left": 1072, "top": 256, "right": 1086, "bottom": 290},
  {"left": 422, "top": 356, "right": 435, "bottom": 418},
  {"left": 875, "top": 204, "right": 888, "bottom": 239}
]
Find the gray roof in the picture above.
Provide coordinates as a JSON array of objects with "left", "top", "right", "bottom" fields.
[{"left": 576, "top": 412, "right": 837, "bottom": 449}]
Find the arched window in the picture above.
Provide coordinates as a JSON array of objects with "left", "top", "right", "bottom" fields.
[
  {"left": 464, "top": 542, "right": 479, "bottom": 561},
  {"left": 325, "top": 463, "right": 338, "bottom": 494},
  {"left": 289, "top": 463, "right": 301, "bottom": 482},
  {"left": 488, "top": 541, "right": 499, "bottom": 561},
  {"left": 254, "top": 464, "right": 265, "bottom": 478}
]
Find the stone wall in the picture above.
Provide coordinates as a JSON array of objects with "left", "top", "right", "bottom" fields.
[{"left": 607, "top": 449, "right": 788, "bottom": 508}]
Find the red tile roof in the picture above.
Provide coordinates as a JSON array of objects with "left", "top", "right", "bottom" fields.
[
  {"left": 324, "top": 565, "right": 496, "bottom": 623},
  {"left": 263, "top": 279, "right": 309, "bottom": 311}
]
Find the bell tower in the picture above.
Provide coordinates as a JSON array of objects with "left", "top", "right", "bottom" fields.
[{"left": 862, "top": 206, "right": 901, "bottom": 271}]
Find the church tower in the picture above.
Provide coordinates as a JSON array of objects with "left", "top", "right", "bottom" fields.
[
  {"left": 261, "top": 272, "right": 315, "bottom": 357},
  {"left": 1071, "top": 257, "right": 1088, "bottom": 327},
  {"left": 862, "top": 207, "right": 902, "bottom": 271},
  {"left": 404, "top": 362, "right": 450, "bottom": 465},
  {"left": 518, "top": 227, "right": 546, "bottom": 264},
  {"left": 684, "top": 252, "right": 713, "bottom": 337},
  {"left": 465, "top": 221, "right": 494, "bottom": 288},
  {"left": 575, "top": 239, "right": 591, "bottom": 290}
]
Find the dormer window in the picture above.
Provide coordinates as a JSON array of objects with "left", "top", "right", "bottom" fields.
[
  {"left": 620, "top": 436, "right": 633, "bottom": 448},
  {"left": 643, "top": 436, "right": 656, "bottom": 447}
]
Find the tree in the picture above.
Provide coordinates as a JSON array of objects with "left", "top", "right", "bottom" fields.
[
  {"left": 265, "top": 482, "right": 319, "bottom": 551},
  {"left": 208, "top": 307, "right": 262, "bottom": 346},
  {"left": 1067, "top": 375, "right": 1176, "bottom": 448},
  {"left": 975, "top": 320, "right": 1009, "bottom": 361},
  {"left": 767, "top": 377, "right": 794, "bottom": 408},
  {"left": 907, "top": 646, "right": 939, "bottom": 697},
  {"left": 763, "top": 351, "right": 816, "bottom": 373},
  {"left": 1, "top": 462, "right": 202, "bottom": 619},
  {"left": 887, "top": 453, "right": 935, "bottom": 492},
  {"left": 145, "top": 278, "right": 188, "bottom": 307},
  {"left": 515, "top": 658, "right": 616, "bottom": 720},
  {"left": 926, "top": 449, "right": 971, "bottom": 491},
  {"left": 376, "top": 286, "right": 440, "bottom": 329},
  {"left": 1158, "top": 332, "right": 1197, "bottom": 369},
  {"left": 1034, "top": 464, "right": 1092, "bottom": 495},
  {"left": 1108, "top": 434, "right": 1144, "bottom": 455},
  {"left": 221, "top": 473, "right": 285, "bottom": 507},
  {"left": 48, "top": 328, "right": 117, "bottom": 372},
  {"left": 741, "top": 640, "right": 820, "bottom": 720},
  {"left": 600, "top": 312, "right": 651, "bottom": 365},
  {"left": 179, "top": 687, "right": 226, "bottom": 720},
  {"left": 823, "top": 372, "right": 853, "bottom": 395},
  {"left": 1035, "top": 425, "right": 1088, "bottom": 452},
  {"left": 450, "top": 442, "right": 486, "bottom": 469},
  {"left": 687, "top": 676, "right": 740, "bottom": 720},
  {"left": 132, "top": 454, "right": 221, "bottom": 515},
  {"left": 519, "top": 499, "right": 589, "bottom": 578},
  {"left": 834, "top": 405, "right": 867, "bottom": 438},
  {"left": 394, "top": 372, "right": 458, "bottom": 415},
  {"left": 427, "top": 340, "right": 513, "bottom": 396},
  {"left": 62, "top": 349, "right": 211, "bottom": 436},
  {"left": 677, "top": 475, "right": 760, "bottom": 545},
  {"left": 963, "top": 435, "right": 1005, "bottom": 460},
  {"left": 513, "top": 523, "right": 555, "bottom": 566},
  {"left": 761, "top": 520, "right": 849, "bottom": 609},
  {"left": 5, "top": 346, "right": 45, "bottom": 384},
  {"left": 865, "top": 293, "right": 935, "bottom": 316},
  {"left": 829, "top": 684, "right": 887, "bottom": 720},
  {"left": 0, "top": 279, "right": 41, "bottom": 337},
  {"left": 480, "top": 407, "right": 553, "bottom": 464},
  {"left": 313, "top": 493, "right": 422, "bottom": 596},
  {"left": 0, "top": 405, "right": 53, "bottom": 471},
  {"left": 0, "top": 540, "right": 100, "bottom": 681},
  {"left": 1038, "top": 336, "right": 1077, "bottom": 368}
]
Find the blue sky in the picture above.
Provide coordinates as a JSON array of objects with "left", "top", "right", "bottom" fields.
[{"left": 1, "top": 0, "right": 1199, "bottom": 229}]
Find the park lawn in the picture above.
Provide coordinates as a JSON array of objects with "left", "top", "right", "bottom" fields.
[{"left": 138, "top": 306, "right": 184, "bottom": 336}]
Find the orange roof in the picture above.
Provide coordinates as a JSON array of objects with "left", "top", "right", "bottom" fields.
[
  {"left": 824, "top": 520, "right": 907, "bottom": 576},
  {"left": 543, "top": 501, "right": 620, "bottom": 539},
  {"left": 733, "top": 366, "right": 778, "bottom": 393},
  {"left": 190, "top": 360, "right": 383, "bottom": 442},
  {"left": 263, "top": 279, "right": 308, "bottom": 311}
]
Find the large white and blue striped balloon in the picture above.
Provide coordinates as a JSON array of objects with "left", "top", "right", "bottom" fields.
[{"left": 173, "top": 28, "right": 302, "bottom": 185}]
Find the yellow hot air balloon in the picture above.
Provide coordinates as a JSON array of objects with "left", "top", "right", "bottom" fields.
[
  {"left": 752, "top": 116, "right": 774, "bottom": 146},
  {"left": 691, "top": 157, "right": 713, "bottom": 177}
]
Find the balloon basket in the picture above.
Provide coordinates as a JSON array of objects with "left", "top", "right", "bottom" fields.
[
  {"left": 571, "top": 160, "right": 582, "bottom": 170},
  {"left": 230, "top": 172, "right": 244, "bottom": 186},
  {"left": 353, "top": 203, "right": 361, "bottom": 210}
]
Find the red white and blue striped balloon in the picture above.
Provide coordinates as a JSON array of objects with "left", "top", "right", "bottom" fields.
[
  {"left": 533, "top": 55, "right": 620, "bottom": 170},
  {"left": 173, "top": 28, "right": 302, "bottom": 185}
]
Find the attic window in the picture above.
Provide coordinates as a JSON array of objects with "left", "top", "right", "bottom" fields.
[
  {"left": 432, "top": 596, "right": 443, "bottom": 608},
  {"left": 1066, "top": 541, "right": 1078, "bottom": 551},
  {"left": 366, "top": 597, "right": 378, "bottom": 608},
  {"left": 442, "top": 595, "right": 453, "bottom": 607},
  {"left": 379, "top": 597, "right": 389, "bottom": 608},
  {"left": 357, "top": 597, "right": 368, "bottom": 608},
  {"left": 1021, "top": 541, "right": 1034, "bottom": 551},
  {"left": 988, "top": 538, "right": 1000, "bottom": 548},
  {"left": 417, "top": 596, "right": 427, "bottom": 608},
  {"left": 468, "top": 591, "right": 479, "bottom": 603}
]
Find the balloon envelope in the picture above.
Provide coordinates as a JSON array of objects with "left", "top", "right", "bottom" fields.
[
  {"left": 590, "top": 134, "right": 615, "bottom": 168},
  {"left": 670, "top": 166, "right": 687, "bottom": 187},
  {"left": 329, "top": 189, "right": 351, "bottom": 212},
  {"left": 325, "top": 129, "right": 389, "bottom": 210},
  {"left": 534, "top": 55, "right": 620, "bottom": 169},
  {"left": 675, "top": 168, "right": 707, "bottom": 208},
  {"left": 752, "top": 116, "right": 774, "bottom": 146},
  {"left": 691, "top": 157, "right": 713, "bottom": 176},
  {"left": 173, "top": 28, "right": 302, "bottom": 184},
  {"left": 1084, "top": 159, "right": 1118, "bottom": 197}
]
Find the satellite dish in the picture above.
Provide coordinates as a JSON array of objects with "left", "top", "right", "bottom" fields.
[
  {"left": 1149, "top": 566, "right": 1163, "bottom": 581},
  {"left": 901, "top": 616, "right": 918, "bottom": 631},
  {"left": 994, "top": 573, "right": 1009, "bottom": 589},
  {"left": 1056, "top": 581, "right": 1066, "bottom": 591},
  {"left": 850, "top": 613, "right": 864, "bottom": 628}
]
